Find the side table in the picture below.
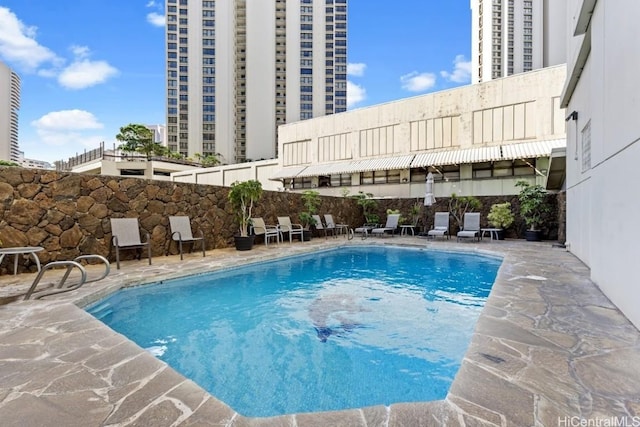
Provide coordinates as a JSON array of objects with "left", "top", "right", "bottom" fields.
[{"left": 0, "top": 247, "right": 45, "bottom": 274}]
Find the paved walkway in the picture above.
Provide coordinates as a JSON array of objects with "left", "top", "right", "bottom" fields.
[{"left": 0, "top": 237, "right": 639, "bottom": 426}]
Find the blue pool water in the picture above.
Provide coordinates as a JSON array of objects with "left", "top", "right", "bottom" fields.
[{"left": 86, "top": 246, "right": 501, "bottom": 417}]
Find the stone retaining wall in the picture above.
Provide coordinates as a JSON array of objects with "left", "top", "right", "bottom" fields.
[{"left": 0, "top": 168, "right": 363, "bottom": 273}]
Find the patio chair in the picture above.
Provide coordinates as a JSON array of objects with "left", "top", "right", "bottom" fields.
[
  {"left": 324, "top": 214, "right": 350, "bottom": 238},
  {"left": 110, "top": 218, "right": 152, "bottom": 269},
  {"left": 371, "top": 213, "right": 401, "bottom": 237},
  {"left": 312, "top": 215, "right": 335, "bottom": 238},
  {"left": 167, "top": 216, "right": 206, "bottom": 260},
  {"left": 457, "top": 212, "right": 481, "bottom": 242},
  {"left": 252, "top": 217, "right": 280, "bottom": 246},
  {"left": 427, "top": 212, "right": 451, "bottom": 240},
  {"left": 278, "top": 216, "right": 305, "bottom": 243}
]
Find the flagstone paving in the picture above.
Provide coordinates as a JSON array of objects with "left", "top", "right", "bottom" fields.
[{"left": 0, "top": 237, "right": 638, "bottom": 426}]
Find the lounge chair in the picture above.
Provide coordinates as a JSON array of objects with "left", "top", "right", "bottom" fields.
[
  {"left": 277, "top": 216, "right": 304, "bottom": 243},
  {"left": 252, "top": 217, "right": 280, "bottom": 245},
  {"left": 457, "top": 212, "right": 481, "bottom": 242},
  {"left": 427, "top": 212, "right": 450, "bottom": 240},
  {"left": 167, "top": 216, "right": 206, "bottom": 260},
  {"left": 110, "top": 218, "right": 152, "bottom": 269},
  {"left": 371, "top": 213, "right": 401, "bottom": 237},
  {"left": 312, "top": 215, "right": 335, "bottom": 238},
  {"left": 354, "top": 222, "right": 378, "bottom": 239}
]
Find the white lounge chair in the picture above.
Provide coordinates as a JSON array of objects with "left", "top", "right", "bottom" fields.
[
  {"left": 252, "top": 217, "right": 280, "bottom": 246},
  {"left": 371, "top": 213, "right": 401, "bottom": 237},
  {"left": 457, "top": 212, "right": 481, "bottom": 242},
  {"left": 427, "top": 212, "right": 450, "bottom": 240},
  {"left": 110, "top": 218, "right": 152, "bottom": 269},
  {"left": 277, "top": 216, "right": 304, "bottom": 243},
  {"left": 167, "top": 216, "right": 206, "bottom": 260}
]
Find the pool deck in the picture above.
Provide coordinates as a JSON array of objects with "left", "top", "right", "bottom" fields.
[{"left": 0, "top": 236, "right": 639, "bottom": 426}]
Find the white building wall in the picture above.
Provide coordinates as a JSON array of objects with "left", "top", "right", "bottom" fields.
[
  {"left": 246, "top": 0, "right": 277, "bottom": 161},
  {"left": 563, "top": 0, "right": 640, "bottom": 329},
  {"left": 285, "top": 0, "right": 301, "bottom": 123},
  {"left": 214, "top": 0, "right": 237, "bottom": 164},
  {"left": 0, "top": 61, "right": 20, "bottom": 162},
  {"left": 472, "top": 0, "right": 566, "bottom": 83},
  {"left": 186, "top": 5, "right": 204, "bottom": 157}
]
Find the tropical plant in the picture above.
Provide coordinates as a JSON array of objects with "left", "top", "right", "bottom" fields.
[
  {"left": 299, "top": 190, "right": 321, "bottom": 229},
  {"left": 353, "top": 191, "right": 379, "bottom": 224},
  {"left": 448, "top": 193, "right": 482, "bottom": 231},
  {"left": 228, "top": 180, "right": 263, "bottom": 237},
  {"left": 406, "top": 200, "right": 422, "bottom": 226},
  {"left": 487, "top": 202, "right": 515, "bottom": 229},
  {"left": 194, "top": 153, "right": 221, "bottom": 167},
  {"left": 516, "top": 180, "right": 551, "bottom": 231},
  {"left": 116, "top": 123, "right": 165, "bottom": 159}
]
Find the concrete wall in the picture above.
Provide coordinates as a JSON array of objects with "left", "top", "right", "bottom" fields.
[{"left": 563, "top": 0, "right": 640, "bottom": 329}]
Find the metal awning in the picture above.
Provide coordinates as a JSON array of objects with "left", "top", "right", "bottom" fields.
[
  {"left": 295, "top": 162, "right": 351, "bottom": 178},
  {"left": 344, "top": 155, "right": 415, "bottom": 174},
  {"left": 269, "top": 165, "right": 308, "bottom": 180},
  {"left": 501, "top": 139, "right": 566, "bottom": 160},
  {"left": 411, "top": 145, "right": 502, "bottom": 167}
]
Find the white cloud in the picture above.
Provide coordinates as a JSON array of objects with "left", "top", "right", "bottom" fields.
[
  {"left": 32, "top": 110, "right": 104, "bottom": 131},
  {"left": 400, "top": 71, "right": 437, "bottom": 92},
  {"left": 440, "top": 55, "right": 471, "bottom": 83},
  {"left": 347, "top": 81, "right": 366, "bottom": 108},
  {"left": 147, "top": 12, "right": 165, "bottom": 27},
  {"left": 58, "top": 59, "right": 119, "bottom": 90},
  {"left": 31, "top": 110, "right": 105, "bottom": 150},
  {"left": 347, "top": 63, "right": 367, "bottom": 77},
  {"left": 146, "top": 1, "right": 165, "bottom": 27},
  {"left": 0, "top": 7, "right": 59, "bottom": 71}
]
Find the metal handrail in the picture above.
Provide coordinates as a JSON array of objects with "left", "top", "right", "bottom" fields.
[{"left": 23, "top": 255, "right": 110, "bottom": 300}]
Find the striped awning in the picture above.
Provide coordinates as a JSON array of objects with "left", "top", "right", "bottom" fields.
[
  {"left": 501, "top": 139, "right": 566, "bottom": 160},
  {"left": 411, "top": 139, "right": 566, "bottom": 167},
  {"left": 412, "top": 146, "right": 502, "bottom": 167},
  {"left": 342, "top": 155, "right": 415, "bottom": 174},
  {"left": 269, "top": 165, "right": 308, "bottom": 180}
]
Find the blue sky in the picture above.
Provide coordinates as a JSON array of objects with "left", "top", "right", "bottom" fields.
[{"left": 0, "top": 1, "right": 470, "bottom": 164}]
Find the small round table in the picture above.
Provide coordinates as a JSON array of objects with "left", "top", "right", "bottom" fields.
[
  {"left": 0, "top": 247, "right": 44, "bottom": 274},
  {"left": 400, "top": 225, "right": 416, "bottom": 236},
  {"left": 480, "top": 228, "right": 502, "bottom": 241}
]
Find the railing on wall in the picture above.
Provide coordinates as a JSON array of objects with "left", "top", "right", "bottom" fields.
[{"left": 56, "top": 142, "right": 202, "bottom": 171}]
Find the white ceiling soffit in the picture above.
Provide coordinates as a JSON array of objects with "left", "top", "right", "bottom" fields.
[
  {"left": 269, "top": 165, "right": 308, "bottom": 180},
  {"left": 501, "top": 139, "right": 566, "bottom": 160}
]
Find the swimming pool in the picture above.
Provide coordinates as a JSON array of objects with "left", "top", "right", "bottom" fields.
[{"left": 86, "top": 246, "right": 501, "bottom": 417}]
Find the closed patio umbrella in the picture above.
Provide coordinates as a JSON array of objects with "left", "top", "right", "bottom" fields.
[{"left": 424, "top": 172, "right": 436, "bottom": 206}]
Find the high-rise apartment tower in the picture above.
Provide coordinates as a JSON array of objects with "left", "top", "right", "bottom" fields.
[
  {"left": 0, "top": 61, "right": 21, "bottom": 162},
  {"left": 165, "top": 0, "right": 348, "bottom": 164},
  {"left": 471, "top": 0, "right": 565, "bottom": 83}
]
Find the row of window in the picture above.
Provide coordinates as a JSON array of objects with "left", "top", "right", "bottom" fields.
[{"left": 288, "top": 161, "right": 537, "bottom": 189}]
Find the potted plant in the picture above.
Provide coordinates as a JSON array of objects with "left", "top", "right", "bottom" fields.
[
  {"left": 487, "top": 202, "right": 515, "bottom": 240},
  {"left": 515, "top": 180, "right": 551, "bottom": 241},
  {"left": 299, "top": 190, "right": 321, "bottom": 241},
  {"left": 228, "top": 179, "right": 263, "bottom": 250}
]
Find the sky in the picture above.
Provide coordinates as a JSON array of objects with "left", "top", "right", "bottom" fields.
[{"left": 0, "top": 1, "right": 471, "bottom": 164}]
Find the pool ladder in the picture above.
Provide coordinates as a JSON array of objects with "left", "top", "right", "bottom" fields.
[{"left": 23, "top": 255, "right": 110, "bottom": 300}]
